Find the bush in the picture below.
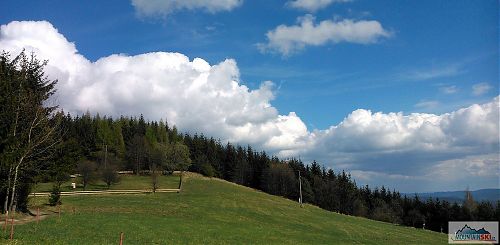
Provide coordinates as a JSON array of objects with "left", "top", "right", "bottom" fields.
[
  {"left": 200, "top": 163, "right": 215, "bottom": 177},
  {"left": 49, "top": 185, "right": 61, "bottom": 206},
  {"left": 101, "top": 167, "right": 120, "bottom": 189},
  {"left": 15, "top": 176, "right": 33, "bottom": 212},
  {"left": 78, "top": 160, "right": 96, "bottom": 190}
]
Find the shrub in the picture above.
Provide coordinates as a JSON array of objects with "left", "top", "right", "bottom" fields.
[
  {"left": 49, "top": 185, "right": 61, "bottom": 206},
  {"left": 102, "top": 167, "right": 120, "bottom": 189},
  {"left": 200, "top": 163, "right": 215, "bottom": 177}
]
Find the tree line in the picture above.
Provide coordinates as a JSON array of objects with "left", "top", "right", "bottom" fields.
[{"left": 1, "top": 51, "right": 498, "bottom": 233}]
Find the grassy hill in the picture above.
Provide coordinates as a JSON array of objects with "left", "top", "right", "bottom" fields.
[{"left": 2, "top": 174, "right": 446, "bottom": 244}]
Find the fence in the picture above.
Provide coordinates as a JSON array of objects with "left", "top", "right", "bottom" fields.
[{"left": 30, "top": 188, "right": 180, "bottom": 197}]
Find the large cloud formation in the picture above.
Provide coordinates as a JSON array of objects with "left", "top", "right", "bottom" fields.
[
  {"left": 1, "top": 21, "right": 498, "bottom": 192},
  {"left": 258, "top": 15, "right": 391, "bottom": 56},
  {"left": 0, "top": 21, "right": 307, "bottom": 151}
]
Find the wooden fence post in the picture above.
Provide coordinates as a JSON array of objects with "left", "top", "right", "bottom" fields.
[
  {"left": 9, "top": 216, "right": 14, "bottom": 240},
  {"left": 119, "top": 232, "right": 124, "bottom": 245},
  {"left": 3, "top": 212, "right": 7, "bottom": 231}
]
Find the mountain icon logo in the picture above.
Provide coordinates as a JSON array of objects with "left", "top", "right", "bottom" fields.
[
  {"left": 452, "top": 224, "right": 496, "bottom": 242},
  {"left": 455, "top": 225, "right": 491, "bottom": 235}
]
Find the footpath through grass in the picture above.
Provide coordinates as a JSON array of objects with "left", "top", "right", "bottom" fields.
[{"left": 2, "top": 174, "right": 446, "bottom": 244}]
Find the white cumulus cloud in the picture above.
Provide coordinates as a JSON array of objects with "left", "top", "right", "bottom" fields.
[
  {"left": 286, "top": 0, "right": 351, "bottom": 12},
  {"left": 258, "top": 15, "right": 391, "bottom": 56},
  {"left": 300, "top": 97, "right": 499, "bottom": 158},
  {"left": 293, "top": 98, "right": 499, "bottom": 192},
  {"left": 131, "top": 0, "right": 243, "bottom": 17},
  {"left": 431, "top": 154, "right": 500, "bottom": 179},
  {"left": 0, "top": 20, "right": 306, "bottom": 152},
  {"left": 1, "top": 20, "right": 498, "bottom": 192}
]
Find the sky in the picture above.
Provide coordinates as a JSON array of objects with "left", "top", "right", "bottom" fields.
[{"left": 1, "top": 0, "right": 498, "bottom": 192}]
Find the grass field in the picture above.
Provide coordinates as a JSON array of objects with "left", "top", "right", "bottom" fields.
[
  {"left": 2, "top": 174, "right": 446, "bottom": 244},
  {"left": 32, "top": 174, "right": 181, "bottom": 192}
]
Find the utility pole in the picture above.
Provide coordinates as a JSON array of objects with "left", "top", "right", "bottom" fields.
[{"left": 298, "top": 170, "right": 303, "bottom": 207}]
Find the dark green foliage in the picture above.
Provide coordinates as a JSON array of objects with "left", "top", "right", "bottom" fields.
[
  {"left": 48, "top": 184, "right": 61, "bottom": 206},
  {"left": 15, "top": 176, "right": 33, "bottom": 212},
  {"left": 371, "top": 199, "right": 399, "bottom": 223},
  {"left": 48, "top": 137, "right": 81, "bottom": 185},
  {"left": 353, "top": 197, "right": 368, "bottom": 217},
  {"left": 0, "top": 51, "right": 60, "bottom": 213},
  {"left": 261, "top": 163, "right": 297, "bottom": 198},
  {"left": 200, "top": 163, "right": 215, "bottom": 177},
  {"left": 126, "top": 134, "right": 147, "bottom": 174},
  {"left": 496, "top": 201, "right": 500, "bottom": 221},
  {"left": 77, "top": 160, "right": 96, "bottom": 190}
]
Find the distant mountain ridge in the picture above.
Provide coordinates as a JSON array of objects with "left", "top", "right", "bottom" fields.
[{"left": 408, "top": 189, "right": 500, "bottom": 203}]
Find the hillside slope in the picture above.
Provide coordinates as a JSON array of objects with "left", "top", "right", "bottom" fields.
[{"left": 5, "top": 175, "right": 446, "bottom": 244}]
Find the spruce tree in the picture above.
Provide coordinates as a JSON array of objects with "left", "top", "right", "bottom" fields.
[{"left": 0, "top": 51, "right": 60, "bottom": 212}]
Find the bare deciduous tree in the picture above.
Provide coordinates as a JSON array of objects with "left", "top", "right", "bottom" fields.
[
  {"left": 78, "top": 160, "right": 96, "bottom": 191},
  {"left": 101, "top": 166, "right": 120, "bottom": 189}
]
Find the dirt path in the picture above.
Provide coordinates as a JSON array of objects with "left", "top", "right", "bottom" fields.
[{"left": 0, "top": 211, "right": 54, "bottom": 227}]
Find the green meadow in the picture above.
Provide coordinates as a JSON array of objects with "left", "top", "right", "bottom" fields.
[
  {"left": 32, "top": 175, "right": 181, "bottom": 192},
  {"left": 2, "top": 174, "right": 446, "bottom": 244}
]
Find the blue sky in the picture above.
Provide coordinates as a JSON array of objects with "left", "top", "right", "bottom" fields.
[
  {"left": 2, "top": 0, "right": 497, "bottom": 127},
  {"left": 1, "top": 0, "right": 498, "bottom": 192}
]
